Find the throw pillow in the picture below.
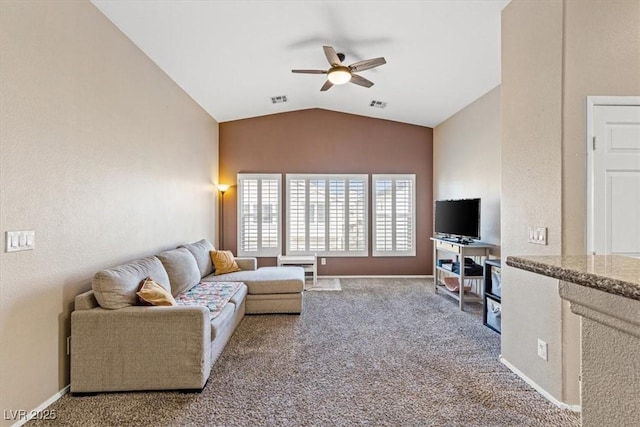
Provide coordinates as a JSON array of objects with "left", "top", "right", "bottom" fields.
[
  {"left": 210, "top": 250, "right": 242, "bottom": 275},
  {"left": 136, "top": 277, "right": 177, "bottom": 306}
]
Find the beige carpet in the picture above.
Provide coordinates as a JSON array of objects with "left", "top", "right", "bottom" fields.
[
  {"left": 31, "top": 278, "right": 579, "bottom": 426},
  {"left": 306, "top": 277, "right": 341, "bottom": 291}
]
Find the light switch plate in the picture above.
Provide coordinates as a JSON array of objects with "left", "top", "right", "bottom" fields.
[
  {"left": 527, "top": 226, "right": 547, "bottom": 245},
  {"left": 6, "top": 230, "right": 35, "bottom": 252}
]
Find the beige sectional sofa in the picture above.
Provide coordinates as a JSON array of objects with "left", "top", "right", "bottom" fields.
[{"left": 70, "top": 239, "right": 304, "bottom": 394}]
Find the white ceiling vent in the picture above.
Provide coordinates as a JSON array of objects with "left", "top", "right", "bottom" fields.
[
  {"left": 369, "top": 100, "right": 387, "bottom": 109},
  {"left": 271, "top": 95, "right": 288, "bottom": 104}
]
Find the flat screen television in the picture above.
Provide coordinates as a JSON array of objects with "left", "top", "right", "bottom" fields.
[{"left": 434, "top": 198, "right": 481, "bottom": 242}]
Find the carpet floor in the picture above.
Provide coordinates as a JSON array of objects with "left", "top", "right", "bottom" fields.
[{"left": 32, "top": 278, "right": 580, "bottom": 426}]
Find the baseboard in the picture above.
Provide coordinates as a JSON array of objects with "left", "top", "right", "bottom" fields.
[
  {"left": 11, "top": 385, "right": 69, "bottom": 427},
  {"left": 319, "top": 275, "right": 431, "bottom": 279},
  {"left": 499, "top": 356, "right": 581, "bottom": 413}
]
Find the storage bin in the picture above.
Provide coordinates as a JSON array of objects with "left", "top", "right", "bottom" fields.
[
  {"left": 486, "top": 297, "right": 501, "bottom": 333},
  {"left": 491, "top": 268, "right": 502, "bottom": 297}
]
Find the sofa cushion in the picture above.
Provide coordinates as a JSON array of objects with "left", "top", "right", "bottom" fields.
[
  {"left": 210, "top": 303, "right": 235, "bottom": 341},
  {"left": 235, "top": 257, "right": 257, "bottom": 271},
  {"left": 202, "top": 266, "right": 304, "bottom": 294},
  {"left": 136, "top": 277, "right": 177, "bottom": 306},
  {"left": 211, "top": 250, "right": 242, "bottom": 275},
  {"left": 156, "top": 248, "right": 201, "bottom": 297},
  {"left": 179, "top": 239, "right": 215, "bottom": 277},
  {"left": 92, "top": 256, "right": 170, "bottom": 310},
  {"left": 229, "top": 283, "right": 248, "bottom": 311}
]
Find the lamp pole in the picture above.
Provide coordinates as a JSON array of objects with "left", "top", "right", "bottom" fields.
[{"left": 218, "top": 184, "right": 230, "bottom": 249}]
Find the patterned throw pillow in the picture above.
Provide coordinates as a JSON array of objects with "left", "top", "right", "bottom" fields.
[
  {"left": 136, "top": 277, "right": 177, "bottom": 306},
  {"left": 210, "top": 250, "right": 242, "bottom": 275}
]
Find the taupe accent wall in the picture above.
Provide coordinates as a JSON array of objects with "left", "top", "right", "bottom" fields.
[
  {"left": 0, "top": 1, "right": 218, "bottom": 422},
  {"left": 219, "top": 109, "right": 433, "bottom": 276}
]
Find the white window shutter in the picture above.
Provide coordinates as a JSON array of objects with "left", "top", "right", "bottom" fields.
[
  {"left": 286, "top": 174, "right": 368, "bottom": 257},
  {"left": 373, "top": 174, "right": 416, "bottom": 256},
  {"left": 237, "top": 174, "right": 281, "bottom": 257}
]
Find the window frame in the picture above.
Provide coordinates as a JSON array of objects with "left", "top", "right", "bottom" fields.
[
  {"left": 286, "top": 173, "right": 369, "bottom": 257},
  {"left": 372, "top": 174, "right": 417, "bottom": 257},
  {"left": 236, "top": 173, "right": 282, "bottom": 257}
]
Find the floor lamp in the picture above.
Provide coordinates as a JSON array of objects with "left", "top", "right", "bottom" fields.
[{"left": 218, "top": 184, "right": 230, "bottom": 249}]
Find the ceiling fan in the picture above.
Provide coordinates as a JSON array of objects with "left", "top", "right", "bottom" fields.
[{"left": 292, "top": 46, "right": 386, "bottom": 91}]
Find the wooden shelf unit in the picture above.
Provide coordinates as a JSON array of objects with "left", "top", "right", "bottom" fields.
[{"left": 431, "top": 237, "right": 493, "bottom": 311}]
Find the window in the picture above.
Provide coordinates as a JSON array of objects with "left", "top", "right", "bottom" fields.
[
  {"left": 286, "top": 174, "right": 368, "bottom": 256},
  {"left": 372, "top": 174, "right": 416, "bottom": 256},
  {"left": 237, "top": 174, "right": 281, "bottom": 257}
]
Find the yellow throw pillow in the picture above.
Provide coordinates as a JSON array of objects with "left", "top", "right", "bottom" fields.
[
  {"left": 211, "top": 250, "right": 242, "bottom": 275},
  {"left": 136, "top": 277, "right": 177, "bottom": 306}
]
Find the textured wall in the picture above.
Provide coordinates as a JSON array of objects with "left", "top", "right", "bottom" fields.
[
  {"left": 559, "top": 281, "right": 640, "bottom": 425},
  {"left": 433, "top": 85, "right": 501, "bottom": 254},
  {"left": 501, "top": 0, "right": 640, "bottom": 408},
  {"left": 219, "top": 109, "right": 433, "bottom": 276},
  {"left": 500, "top": 0, "right": 570, "bottom": 404},
  {"left": 561, "top": 0, "right": 640, "bottom": 411},
  {"left": 562, "top": 0, "right": 640, "bottom": 255},
  {"left": 0, "top": 1, "right": 218, "bottom": 423}
]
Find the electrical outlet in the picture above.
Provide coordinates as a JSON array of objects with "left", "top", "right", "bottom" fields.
[
  {"left": 537, "top": 338, "right": 548, "bottom": 361},
  {"left": 321, "top": 258, "right": 326, "bottom": 265}
]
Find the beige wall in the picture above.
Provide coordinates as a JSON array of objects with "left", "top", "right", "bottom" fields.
[
  {"left": 563, "top": 0, "right": 640, "bottom": 255},
  {"left": 501, "top": 0, "right": 569, "bottom": 403},
  {"left": 562, "top": 0, "right": 640, "bottom": 412},
  {"left": 0, "top": 1, "right": 218, "bottom": 423},
  {"left": 501, "top": 0, "right": 640, "bottom": 408},
  {"left": 433, "top": 86, "right": 501, "bottom": 254}
]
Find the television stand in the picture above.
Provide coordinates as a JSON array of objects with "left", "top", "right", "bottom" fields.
[
  {"left": 439, "top": 235, "right": 475, "bottom": 244},
  {"left": 431, "top": 237, "right": 494, "bottom": 311}
]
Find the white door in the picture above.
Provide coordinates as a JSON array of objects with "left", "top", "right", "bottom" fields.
[{"left": 588, "top": 99, "right": 640, "bottom": 257}]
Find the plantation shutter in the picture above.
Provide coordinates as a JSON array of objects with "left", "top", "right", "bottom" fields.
[
  {"left": 237, "top": 174, "right": 281, "bottom": 257},
  {"left": 373, "top": 174, "right": 416, "bottom": 256},
  {"left": 286, "top": 174, "right": 367, "bottom": 256}
]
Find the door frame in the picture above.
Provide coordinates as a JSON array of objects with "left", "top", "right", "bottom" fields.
[{"left": 586, "top": 96, "right": 640, "bottom": 254}]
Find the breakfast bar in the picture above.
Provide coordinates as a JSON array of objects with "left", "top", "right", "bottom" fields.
[{"left": 506, "top": 255, "right": 640, "bottom": 427}]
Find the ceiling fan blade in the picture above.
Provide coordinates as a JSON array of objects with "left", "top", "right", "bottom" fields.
[
  {"left": 323, "top": 46, "right": 342, "bottom": 66},
  {"left": 349, "top": 57, "right": 387, "bottom": 72},
  {"left": 350, "top": 74, "right": 374, "bottom": 88},
  {"left": 292, "top": 69, "right": 327, "bottom": 74},
  {"left": 320, "top": 80, "right": 334, "bottom": 91}
]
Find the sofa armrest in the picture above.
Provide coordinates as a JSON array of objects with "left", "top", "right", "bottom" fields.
[
  {"left": 75, "top": 289, "right": 99, "bottom": 310},
  {"left": 71, "top": 305, "right": 211, "bottom": 392},
  {"left": 235, "top": 257, "right": 257, "bottom": 271}
]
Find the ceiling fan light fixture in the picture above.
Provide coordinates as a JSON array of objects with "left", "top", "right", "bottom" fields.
[{"left": 327, "top": 66, "right": 352, "bottom": 85}]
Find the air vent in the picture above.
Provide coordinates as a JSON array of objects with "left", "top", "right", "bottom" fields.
[
  {"left": 271, "top": 95, "right": 288, "bottom": 104},
  {"left": 369, "top": 100, "right": 387, "bottom": 109}
]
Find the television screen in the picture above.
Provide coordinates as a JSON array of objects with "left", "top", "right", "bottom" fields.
[{"left": 434, "top": 198, "right": 481, "bottom": 241}]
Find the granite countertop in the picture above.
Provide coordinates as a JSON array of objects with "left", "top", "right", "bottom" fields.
[{"left": 506, "top": 255, "right": 640, "bottom": 301}]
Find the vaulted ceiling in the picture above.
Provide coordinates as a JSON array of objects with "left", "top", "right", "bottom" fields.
[{"left": 92, "top": 0, "right": 509, "bottom": 128}]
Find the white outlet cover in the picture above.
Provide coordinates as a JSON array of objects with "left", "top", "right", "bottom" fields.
[{"left": 537, "top": 338, "right": 548, "bottom": 361}]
